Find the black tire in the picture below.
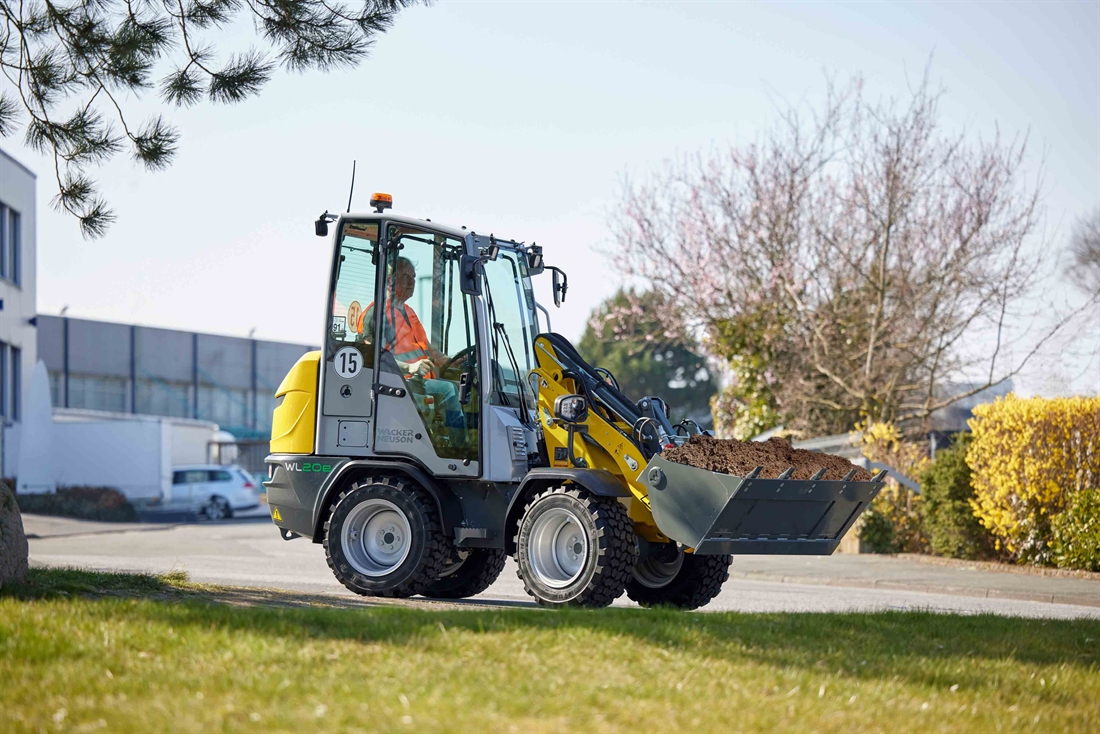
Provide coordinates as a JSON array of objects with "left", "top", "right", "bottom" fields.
[
  {"left": 425, "top": 548, "right": 508, "bottom": 599},
  {"left": 202, "top": 496, "right": 232, "bottom": 521},
  {"left": 323, "top": 475, "right": 450, "bottom": 598},
  {"left": 626, "top": 546, "right": 731, "bottom": 610},
  {"left": 515, "top": 485, "right": 638, "bottom": 608}
]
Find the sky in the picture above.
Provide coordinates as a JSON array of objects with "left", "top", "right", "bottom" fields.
[{"left": 3, "top": 0, "right": 1098, "bottom": 393}]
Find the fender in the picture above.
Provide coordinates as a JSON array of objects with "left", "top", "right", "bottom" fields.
[
  {"left": 503, "top": 468, "right": 631, "bottom": 554},
  {"left": 314, "top": 458, "right": 465, "bottom": 543}
]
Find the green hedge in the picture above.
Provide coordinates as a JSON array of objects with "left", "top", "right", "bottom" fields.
[
  {"left": 1052, "top": 488, "right": 1100, "bottom": 571},
  {"left": 16, "top": 486, "right": 138, "bottom": 523},
  {"left": 920, "top": 434, "right": 996, "bottom": 560}
]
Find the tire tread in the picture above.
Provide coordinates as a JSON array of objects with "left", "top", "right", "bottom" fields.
[{"left": 323, "top": 475, "right": 450, "bottom": 598}]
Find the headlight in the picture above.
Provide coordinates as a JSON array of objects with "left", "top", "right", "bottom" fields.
[{"left": 553, "top": 394, "right": 588, "bottom": 423}]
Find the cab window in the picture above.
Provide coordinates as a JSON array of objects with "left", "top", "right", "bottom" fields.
[
  {"left": 482, "top": 250, "right": 537, "bottom": 410},
  {"left": 327, "top": 222, "right": 380, "bottom": 368}
]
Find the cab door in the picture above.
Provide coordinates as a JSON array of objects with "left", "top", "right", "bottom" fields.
[
  {"left": 369, "top": 223, "right": 480, "bottom": 477},
  {"left": 320, "top": 221, "right": 380, "bottom": 452}
]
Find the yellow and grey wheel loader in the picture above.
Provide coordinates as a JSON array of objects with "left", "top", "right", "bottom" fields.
[{"left": 264, "top": 194, "right": 886, "bottom": 609}]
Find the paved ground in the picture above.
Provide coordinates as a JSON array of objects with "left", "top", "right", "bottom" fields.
[{"left": 23, "top": 514, "right": 1100, "bottom": 619}]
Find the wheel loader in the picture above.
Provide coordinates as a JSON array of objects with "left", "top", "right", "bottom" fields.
[{"left": 264, "top": 194, "right": 886, "bottom": 609}]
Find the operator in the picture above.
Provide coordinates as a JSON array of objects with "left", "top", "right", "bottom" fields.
[{"left": 360, "top": 257, "right": 465, "bottom": 444}]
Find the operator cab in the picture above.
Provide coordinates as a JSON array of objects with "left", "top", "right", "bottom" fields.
[{"left": 316, "top": 198, "right": 546, "bottom": 482}]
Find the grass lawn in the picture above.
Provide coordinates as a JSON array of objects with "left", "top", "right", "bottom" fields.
[{"left": 2, "top": 568, "right": 1099, "bottom": 733}]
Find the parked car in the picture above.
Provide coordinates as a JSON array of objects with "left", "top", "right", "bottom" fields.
[{"left": 169, "top": 465, "right": 261, "bottom": 520}]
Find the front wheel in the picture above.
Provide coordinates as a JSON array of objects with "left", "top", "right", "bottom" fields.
[
  {"left": 425, "top": 548, "right": 508, "bottom": 599},
  {"left": 515, "top": 486, "right": 638, "bottom": 608},
  {"left": 323, "top": 476, "right": 450, "bottom": 598},
  {"left": 625, "top": 544, "right": 731, "bottom": 610}
]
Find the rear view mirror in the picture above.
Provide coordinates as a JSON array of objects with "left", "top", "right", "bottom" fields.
[
  {"left": 550, "top": 267, "right": 568, "bottom": 307},
  {"left": 459, "top": 254, "right": 483, "bottom": 296},
  {"left": 315, "top": 210, "right": 337, "bottom": 237}
]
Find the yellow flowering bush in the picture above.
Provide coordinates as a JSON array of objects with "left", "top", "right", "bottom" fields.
[
  {"left": 856, "top": 421, "right": 929, "bottom": 553},
  {"left": 967, "top": 394, "right": 1100, "bottom": 564}
]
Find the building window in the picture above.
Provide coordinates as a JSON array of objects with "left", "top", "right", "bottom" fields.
[
  {"left": 0, "top": 201, "right": 19, "bottom": 285},
  {"left": 0, "top": 341, "right": 6, "bottom": 420},
  {"left": 198, "top": 385, "right": 249, "bottom": 430},
  {"left": 49, "top": 371, "right": 63, "bottom": 407},
  {"left": 68, "top": 374, "right": 127, "bottom": 413},
  {"left": 135, "top": 379, "right": 191, "bottom": 418},
  {"left": 256, "top": 392, "right": 276, "bottom": 432},
  {"left": 0, "top": 342, "right": 17, "bottom": 421},
  {"left": 10, "top": 347, "right": 19, "bottom": 420}
]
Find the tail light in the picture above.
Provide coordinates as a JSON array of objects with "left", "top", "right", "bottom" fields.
[{"left": 243, "top": 481, "right": 255, "bottom": 489}]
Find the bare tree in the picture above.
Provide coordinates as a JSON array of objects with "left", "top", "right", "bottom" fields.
[
  {"left": 1067, "top": 208, "right": 1100, "bottom": 297},
  {"left": 612, "top": 74, "right": 1077, "bottom": 436}
]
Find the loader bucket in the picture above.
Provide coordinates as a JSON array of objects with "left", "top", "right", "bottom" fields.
[{"left": 641, "top": 455, "right": 887, "bottom": 555}]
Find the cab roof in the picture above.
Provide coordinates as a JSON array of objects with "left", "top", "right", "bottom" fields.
[{"left": 340, "top": 211, "right": 522, "bottom": 247}]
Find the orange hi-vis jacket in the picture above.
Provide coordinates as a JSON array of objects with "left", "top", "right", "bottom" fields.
[{"left": 359, "top": 302, "right": 435, "bottom": 379}]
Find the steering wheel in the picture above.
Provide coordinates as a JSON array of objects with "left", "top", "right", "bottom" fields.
[{"left": 441, "top": 345, "right": 477, "bottom": 375}]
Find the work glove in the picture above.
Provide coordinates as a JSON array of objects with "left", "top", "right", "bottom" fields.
[{"left": 408, "top": 359, "right": 433, "bottom": 378}]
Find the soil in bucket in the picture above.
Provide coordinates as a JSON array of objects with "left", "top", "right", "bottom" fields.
[{"left": 661, "top": 435, "right": 873, "bottom": 481}]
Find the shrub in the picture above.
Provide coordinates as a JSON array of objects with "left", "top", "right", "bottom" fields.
[
  {"left": 967, "top": 394, "right": 1100, "bottom": 564},
  {"left": 859, "top": 503, "right": 899, "bottom": 554},
  {"left": 859, "top": 484, "right": 926, "bottom": 554},
  {"left": 856, "top": 422, "right": 928, "bottom": 553},
  {"left": 15, "top": 486, "right": 138, "bottom": 523},
  {"left": 920, "top": 434, "right": 996, "bottom": 560},
  {"left": 1051, "top": 489, "right": 1100, "bottom": 571}
]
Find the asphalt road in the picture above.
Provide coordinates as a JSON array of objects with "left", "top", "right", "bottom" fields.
[{"left": 26, "top": 515, "right": 1100, "bottom": 620}]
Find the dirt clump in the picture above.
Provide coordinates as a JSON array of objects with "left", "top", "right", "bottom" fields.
[{"left": 662, "top": 435, "right": 873, "bottom": 481}]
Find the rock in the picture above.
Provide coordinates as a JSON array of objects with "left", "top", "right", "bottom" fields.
[{"left": 0, "top": 482, "right": 29, "bottom": 587}]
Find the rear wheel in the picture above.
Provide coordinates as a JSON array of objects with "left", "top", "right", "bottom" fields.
[
  {"left": 626, "top": 544, "right": 731, "bottom": 610},
  {"left": 515, "top": 486, "right": 638, "bottom": 608},
  {"left": 202, "top": 496, "right": 232, "bottom": 521},
  {"left": 425, "top": 548, "right": 508, "bottom": 599},
  {"left": 323, "top": 476, "right": 450, "bottom": 598}
]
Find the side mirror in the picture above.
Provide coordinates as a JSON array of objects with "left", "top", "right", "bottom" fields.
[
  {"left": 459, "top": 254, "right": 483, "bottom": 296},
  {"left": 315, "top": 210, "right": 336, "bottom": 237},
  {"left": 553, "top": 394, "right": 588, "bottom": 423},
  {"left": 550, "top": 267, "right": 568, "bottom": 307}
]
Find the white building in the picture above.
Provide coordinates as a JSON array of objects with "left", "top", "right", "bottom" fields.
[
  {"left": 0, "top": 149, "right": 313, "bottom": 486},
  {"left": 0, "top": 148, "right": 37, "bottom": 478}
]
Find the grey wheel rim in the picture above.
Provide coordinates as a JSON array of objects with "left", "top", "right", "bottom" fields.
[
  {"left": 634, "top": 547, "right": 684, "bottom": 589},
  {"left": 528, "top": 507, "right": 588, "bottom": 589},
  {"left": 341, "top": 499, "right": 412, "bottom": 577},
  {"left": 206, "top": 498, "right": 228, "bottom": 520}
]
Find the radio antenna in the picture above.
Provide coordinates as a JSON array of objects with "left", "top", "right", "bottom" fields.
[{"left": 346, "top": 160, "right": 357, "bottom": 213}]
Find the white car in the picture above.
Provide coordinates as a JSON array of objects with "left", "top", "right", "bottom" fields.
[{"left": 168, "top": 465, "right": 261, "bottom": 520}]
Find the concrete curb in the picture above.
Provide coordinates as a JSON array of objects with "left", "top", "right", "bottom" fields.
[
  {"left": 895, "top": 553, "right": 1100, "bottom": 581},
  {"left": 727, "top": 571, "right": 1100, "bottom": 609}
]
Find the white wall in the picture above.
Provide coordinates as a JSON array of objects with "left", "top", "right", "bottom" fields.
[
  {"left": 0, "top": 148, "right": 37, "bottom": 480},
  {"left": 7, "top": 409, "right": 218, "bottom": 499},
  {"left": 51, "top": 421, "right": 165, "bottom": 499},
  {"left": 171, "top": 422, "right": 215, "bottom": 466}
]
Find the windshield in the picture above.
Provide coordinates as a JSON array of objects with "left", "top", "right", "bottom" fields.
[{"left": 482, "top": 249, "right": 538, "bottom": 411}]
